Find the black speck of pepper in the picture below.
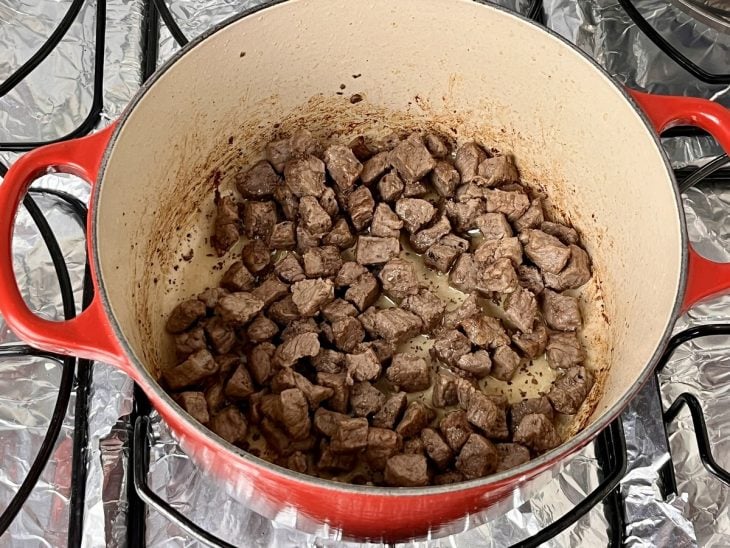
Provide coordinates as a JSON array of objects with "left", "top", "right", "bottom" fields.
[
  {"left": 240, "top": 51, "right": 246, "bottom": 57},
  {"left": 153, "top": 277, "right": 158, "bottom": 284},
  {"left": 340, "top": 83, "right": 346, "bottom": 90},
  {"left": 336, "top": 92, "right": 344, "bottom": 96},
  {"left": 352, "top": 73, "right": 362, "bottom": 79},
  {"left": 228, "top": 136, "right": 234, "bottom": 145},
  {"left": 350, "top": 93, "right": 363, "bottom": 104}
]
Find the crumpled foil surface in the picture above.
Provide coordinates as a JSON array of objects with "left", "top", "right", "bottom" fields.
[{"left": 0, "top": 0, "right": 728, "bottom": 546}]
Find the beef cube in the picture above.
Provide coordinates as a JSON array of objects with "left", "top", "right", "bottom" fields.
[
  {"left": 424, "top": 242, "right": 462, "bottom": 273},
  {"left": 284, "top": 155, "right": 327, "bottom": 198},
  {"left": 197, "top": 287, "right": 228, "bottom": 309},
  {"left": 430, "top": 330, "right": 471, "bottom": 367},
  {"left": 513, "top": 413, "right": 562, "bottom": 452},
  {"left": 496, "top": 443, "right": 531, "bottom": 472},
  {"left": 332, "top": 316, "right": 366, "bottom": 352},
  {"left": 379, "top": 258, "right": 419, "bottom": 300},
  {"left": 209, "top": 406, "right": 248, "bottom": 445},
  {"left": 478, "top": 257, "right": 519, "bottom": 294},
  {"left": 410, "top": 214, "right": 451, "bottom": 253},
  {"left": 273, "top": 332, "right": 320, "bottom": 368},
  {"left": 350, "top": 381, "right": 386, "bottom": 417},
  {"left": 386, "top": 353, "right": 431, "bottom": 392},
  {"left": 247, "top": 342, "right": 275, "bottom": 384},
  {"left": 403, "top": 180, "right": 430, "bottom": 197},
  {"left": 219, "top": 263, "right": 254, "bottom": 294},
  {"left": 439, "top": 410, "right": 473, "bottom": 451},
  {"left": 366, "top": 428, "right": 402, "bottom": 470},
  {"left": 345, "top": 347, "right": 381, "bottom": 382},
  {"left": 212, "top": 195, "right": 240, "bottom": 256},
  {"left": 395, "top": 198, "right": 436, "bottom": 233},
  {"left": 274, "top": 253, "right": 305, "bottom": 283},
  {"left": 484, "top": 188, "right": 530, "bottom": 221},
  {"left": 461, "top": 315, "right": 510, "bottom": 349},
  {"left": 312, "top": 348, "right": 345, "bottom": 373},
  {"left": 449, "top": 253, "right": 478, "bottom": 293},
  {"left": 424, "top": 133, "right": 449, "bottom": 158},
  {"left": 474, "top": 237, "right": 523, "bottom": 266},
  {"left": 371, "top": 203, "right": 403, "bottom": 238},
  {"left": 442, "top": 233, "right": 470, "bottom": 251},
  {"left": 548, "top": 366, "right": 593, "bottom": 414},
  {"left": 316, "top": 189, "right": 337, "bottom": 219},
  {"left": 292, "top": 373, "right": 333, "bottom": 411},
  {"left": 215, "top": 354, "right": 240, "bottom": 379},
  {"left": 314, "top": 407, "right": 349, "bottom": 436},
  {"left": 176, "top": 392, "right": 210, "bottom": 425},
  {"left": 286, "top": 451, "right": 309, "bottom": 473},
  {"left": 445, "top": 199, "right": 486, "bottom": 232},
  {"left": 355, "top": 236, "right": 400, "bottom": 265},
  {"left": 246, "top": 315, "right": 279, "bottom": 343},
  {"left": 456, "top": 182, "right": 487, "bottom": 202},
  {"left": 373, "top": 308, "right": 423, "bottom": 343},
  {"left": 205, "top": 382, "right": 226, "bottom": 416},
  {"left": 242, "top": 200, "right": 277, "bottom": 241},
  {"left": 303, "top": 246, "right": 342, "bottom": 278},
  {"left": 216, "top": 292, "right": 264, "bottom": 326},
  {"left": 510, "top": 396, "right": 554, "bottom": 431},
  {"left": 323, "top": 144, "right": 363, "bottom": 191},
  {"left": 321, "top": 299, "right": 358, "bottom": 322},
  {"left": 546, "top": 331, "right": 585, "bottom": 369},
  {"left": 455, "top": 434, "right": 498, "bottom": 479},
  {"left": 289, "top": 128, "right": 318, "bottom": 156},
  {"left": 517, "top": 265, "right": 544, "bottom": 295},
  {"left": 260, "top": 417, "right": 289, "bottom": 454},
  {"left": 201, "top": 318, "right": 233, "bottom": 355},
  {"left": 540, "top": 221, "right": 579, "bottom": 245},
  {"left": 454, "top": 142, "right": 487, "bottom": 183},
  {"left": 241, "top": 239, "right": 272, "bottom": 275},
  {"left": 491, "top": 346, "right": 521, "bottom": 382},
  {"left": 477, "top": 213, "right": 513, "bottom": 240},
  {"left": 512, "top": 321, "right": 548, "bottom": 358},
  {"left": 542, "top": 289, "right": 581, "bottom": 331},
  {"left": 430, "top": 160, "right": 459, "bottom": 197},
  {"left": 296, "top": 226, "right": 321, "bottom": 254},
  {"left": 331, "top": 418, "right": 369, "bottom": 453},
  {"left": 299, "top": 196, "right": 332, "bottom": 236},
  {"left": 464, "top": 390, "right": 509, "bottom": 439},
  {"left": 270, "top": 368, "right": 297, "bottom": 393},
  {"left": 237, "top": 160, "right": 279, "bottom": 199},
  {"left": 389, "top": 133, "right": 435, "bottom": 182},
  {"left": 317, "top": 372, "right": 349, "bottom": 413},
  {"left": 358, "top": 306, "right": 379, "bottom": 338},
  {"left": 291, "top": 278, "right": 335, "bottom": 316},
  {"left": 457, "top": 351, "right": 492, "bottom": 379},
  {"left": 513, "top": 199, "right": 544, "bottom": 232},
  {"left": 265, "top": 131, "right": 311, "bottom": 173},
  {"left": 268, "top": 295, "right": 300, "bottom": 325},
  {"left": 377, "top": 171, "right": 404, "bottom": 203},
  {"left": 336, "top": 261, "right": 368, "bottom": 288},
  {"left": 421, "top": 428, "right": 453, "bottom": 469},
  {"left": 434, "top": 471, "right": 465, "bottom": 485},
  {"left": 401, "top": 289, "right": 445, "bottom": 331},
  {"left": 519, "top": 229, "right": 571, "bottom": 274},
  {"left": 166, "top": 299, "right": 206, "bottom": 333},
  {"left": 385, "top": 454, "right": 429, "bottom": 486},
  {"left": 252, "top": 276, "right": 290, "bottom": 307},
  {"left": 279, "top": 388, "right": 311, "bottom": 440},
  {"left": 347, "top": 186, "right": 375, "bottom": 232},
  {"left": 361, "top": 151, "right": 390, "bottom": 185},
  {"left": 225, "top": 363, "right": 255, "bottom": 400},
  {"left": 273, "top": 182, "right": 299, "bottom": 221},
  {"left": 442, "top": 295, "right": 479, "bottom": 328},
  {"left": 504, "top": 286, "right": 538, "bottom": 333},
  {"left": 322, "top": 218, "right": 355, "bottom": 250},
  {"left": 432, "top": 371, "right": 458, "bottom": 408},
  {"left": 280, "top": 318, "right": 320, "bottom": 340},
  {"left": 345, "top": 272, "right": 380, "bottom": 311},
  {"left": 356, "top": 339, "right": 395, "bottom": 365},
  {"left": 372, "top": 392, "right": 408, "bottom": 429},
  {"left": 476, "top": 154, "right": 519, "bottom": 186},
  {"left": 317, "top": 442, "right": 356, "bottom": 471},
  {"left": 543, "top": 244, "right": 591, "bottom": 291},
  {"left": 174, "top": 327, "right": 206, "bottom": 358},
  {"left": 403, "top": 438, "right": 425, "bottom": 456},
  {"left": 396, "top": 401, "right": 434, "bottom": 438}
]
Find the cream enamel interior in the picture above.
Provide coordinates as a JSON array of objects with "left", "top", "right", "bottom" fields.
[{"left": 95, "top": 0, "right": 682, "bottom": 448}]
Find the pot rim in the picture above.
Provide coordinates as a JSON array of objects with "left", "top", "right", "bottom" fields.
[{"left": 91, "top": 0, "right": 687, "bottom": 497}]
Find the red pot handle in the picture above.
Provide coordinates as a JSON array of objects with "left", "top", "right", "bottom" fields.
[
  {"left": 630, "top": 90, "right": 730, "bottom": 313},
  {"left": 0, "top": 123, "right": 129, "bottom": 368}
]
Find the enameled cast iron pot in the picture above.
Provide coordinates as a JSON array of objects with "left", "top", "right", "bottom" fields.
[{"left": 2, "top": 0, "right": 730, "bottom": 541}]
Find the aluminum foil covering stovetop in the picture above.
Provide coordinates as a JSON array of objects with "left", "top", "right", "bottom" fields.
[{"left": 0, "top": 0, "right": 728, "bottom": 546}]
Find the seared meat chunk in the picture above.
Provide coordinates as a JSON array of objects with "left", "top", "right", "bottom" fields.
[
  {"left": 202, "top": 322, "right": 234, "bottom": 357},
  {"left": 323, "top": 218, "right": 356, "bottom": 250},
  {"left": 273, "top": 332, "right": 320, "bottom": 368},
  {"left": 246, "top": 315, "right": 279, "bottom": 342},
  {"left": 321, "top": 299, "right": 358, "bottom": 322},
  {"left": 542, "top": 289, "right": 582, "bottom": 331},
  {"left": 279, "top": 388, "right": 311, "bottom": 440},
  {"left": 460, "top": 315, "right": 509, "bottom": 349},
  {"left": 284, "top": 155, "right": 327, "bottom": 198},
  {"left": 410, "top": 214, "right": 451, "bottom": 253},
  {"left": 268, "top": 295, "right": 300, "bottom": 325},
  {"left": 512, "top": 321, "right": 548, "bottom": 358},
  {"left": 274, "top": 253, "right": 305, "bottom": 283},
  {"left": 477, "top": 257, "right": 519, "bottom": 294},
  {"left": 247, "top": 342, "right": 275, "bottom": 384},
  {"left": 513, "top": 199, "right": 544, "bottom": 231},
  {"left": 519, "top": 229, "right": 571, "bottom": 274},
  {"left": 540, "top": 221, "right": 579, "bottom": 245},
  {"left": 454, "top": 142, "right": 487, "bottom": 183},
  {"left": 241, "top": 239, "right": 272, "bottom": 275},
  {"left": 463, "top": 389, "right": 509, "bottom": 440},
  {"left": 273, "top": 183, "right": 299, "bottom": 221},
  {"left": 432, "top": 371, "right": 458, "bottom": 408},
  {"left": 548, "top": 366, "right": 593, "bottom": 414},
  {"left": 456, "top": 434, "right": 499, "bottom": 479},
  {"left": 287, "top": 451, "right": 309, "bottom": 474},
  {"left": 377, "top": 171, "right": 404, "bottom": 203},
  {"left": 358, "top": 306, "right": 379, "bottom": 338},
  {"left": 430, "top": 161, "right": 460, "bottom": 198},
  {"left": 335, "top": 261, "right": 368, "bottom": 288},
  {"left": 225, "top": 363, "right": 255, "bottom": 400},
  {"left": 371, "top": 203, "right": 403, "bottom": 238},
  {"left": 378, "top": 258, "right": 419, "bottom": 300},
  {"left": 546, "top": 331, "right": 585, "bottom": 369},
  {"left": 396, "top": 401, "right": 434, "bottom": 438},
  {"left": 166, "top": 299, "right": 206, "bottom": 333},
  {"left": 401, "top": 289, "right": 445, "bottom": 331},
  {"left": 504, "top": 286, "right": 538, "bottom": 333},
  {"left": 456, "top": 351, "right": 492, "bottom": 379},
  {"left": 366, "top": 428, "right": 402, "bottom": 470},
  {"left": 356, "top": 339, "right": 394, "bottom": 365},
  {"left": 350, "top": 381, "right": 386, "bottom": 417},
  {"left": 312, "top": 348, "right": 345, "bottom": 373},
  {"left": 209, "top": 406, "right": 248, "bottom": 445},
  {"left": 212, "top": 195, "right": 240, "bottom": 256},
  {"left": 477, "top": 154, "right": 519, "bottom": 186},
  {"left": 395, "top": 198, "right": 436, "bottom": 233},
  {"left": 242, "top": 200, "right": 277, "bottom": 241},
  {"left": 313, "top": 407, "right": 349, "bottom": 436},
  {"left": 296, "top": 226, "right": 321, "bottom": 254},
  {"left": 496, "top": 443, "right": 531, "bottom": 472},
  {"left": 280, "top": 318, "right": 320, "bottom": 340},
  {"left": 345, "top": 272, "right": 380, "bottom": 311},
  {"left": 484, "top": 189, "right": 530, "bottom": 221},
  {"left": 425, "top": 133, "right": 449, "bottom": 158},
  {"left": 237, "top": 160, "right": 279, "bottom": 198},
  {"left": 421, "top": 428, "right": 453, "bottom": 469},
  {"left": 424, "top": 241, "right": 462, "bottom": 273},
  {"left": 445, "top": 199, "right": 485, "bottom": 232},
  {"left": 265, "top": 130, "right": 315, "bottom": 173},
  {"left": 474, "top": 237, "right": 523, "bottom": 266},
  {"left": 319, "top": 187, "right": 339, "bottom": 217},
  {"left": 252, "top": 276, "right": 289, "bottom": 307},
  {"left": 360, "top": 151, "right": 390, "bottom": 185},
  {"left": 347, "top": 186, "right": 375, "bottom": 231},
  {"left": 303, "top": 246, "right": 342, "bottom": 278},
  {"left": 430, "top": 329, "right": 471, "bottom": 368},
  {"left": 385, "top": 454, "right": 429, "bottom": 487},
  {"left": 331, "top": 317, "right": 365, "bottom": 353},
  {"left": 491, "top": 345, "right": 521, "bottom": 382},
  {"left": 372, "top": 391, "right": 408, "bottom": 429},
  {"left": 434, "top": 471, "right": 465, "bottom": 485},
  {"left": 221, "top": 262, "right": 255, "bottom": 292},
  {"left": 331, "top": 417, "right": 369, "bottom": 453},
  {"left": 386, "top": 353, "right": 431, "bottom": 392},
  {"left": 317, "top": 441, "right": 356, "bottom": 471},
  {"left": 449, "top": 253, "right": 478, "bottom": 293},
  {"left": 510, "top": 396, "right": 554, "bottom": 431},
  {"left": 543, "top": 244, "right": 591, "bottom": 291},
  {"left": 389, "top": 133, "right": 435, "bottom": 182},
  {"left": 517, "top": 265, "right": 544, "bottom": 295},
  {"left": 174, "top": 327, "right": 206, "bottom": 358},
  {"left": 355, "top": 236, "right": 400, "bottom": 265},
  {"left": 197, "top": 287, "right": 228, "bottom": 309},
  {"left": 373, "top": 308, "right": 423, "bottom": 343},
  {"left": 477, "top": 213, "right": 513, "bottom": 240},
  {"left": 345, "top": 347, "right": 381, "bottom": 382},
  {"left": 317, "top": 372, "right": 349, "bottom": 413},
  {"left": 216, "top": 292, "right": 264, "bottom": 326},
  {"left": 291, "top": 278, "right": 335, "bottom": 316},
  {"left": 175, "top": 391, "right": 210, "bottom": 425},
  {"left": 299, "top": 196, "right": 332, "bottom": 236},
  {"left": 513, "top": 413, "right": 561, "bottom": 452},
  {"left": 439, "top": 410, "right": 473, "bottom": 452},
  {"left": 323, "top": 144, "right": 363, "bottom": 191}
]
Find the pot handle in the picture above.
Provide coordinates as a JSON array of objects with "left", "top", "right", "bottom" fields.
[
  {"left": 0, "top": 124, "right": 129, "bottom": 368},
  {"left": 629, "top": 90, "right": 730, "bottom": 312}
]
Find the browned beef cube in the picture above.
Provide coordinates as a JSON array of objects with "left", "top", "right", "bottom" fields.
[
  {"left": 280, "top": 318, "right": 320, "bottom": 340},
  {"left": 378, "top": 258, "right": 419, "bottom": 300},
  {"left": 456, "top": 182, "right": 488, "bottom": 202},
  {"left": 546, "top": 331, "right": 585, "bottom": 369},
  {"left": 517, "top": 265, "right": 544, "bottom": 295},
  {"left": 441, "top": 294, "right": 479, "bottom": 328},
  {"left": 460, "top": 315, "right": 510, "bottom": 349},
  {"left": 356, "top": 339, "right": 395, "bottom": 365},
  {"left": 424, "top": 242, "right": 462, "bottom": 273},
  {"left": 484, "top": 189, "right": 530, "bottom": 221},
  {"left": 296, "top": 226, "right": 321, "bottom": 255},
  {"left": 321, "top": 218, "right": 354, "bottom": 250},
  {"left": 303, "top": 246, "right": 342, "bottom": 278},
  {"left": 265, "top": 132, "right": 307, "bottom": 173},
  {"left": 385, "top": 453, "right": 428, "bottom": 486},
  {"left": 519, "top": 229, "right": 571, "bottom": 274},
  {"left": 241, "top": 239, "right": 272, "bottom": 275},
  {"left": 237, "top": 160, "right": 280, "bottom": 199},
  {"left": 346, "top": 186, "right": 375, "bottom": 232},
  {"left": 456, "top": 434, "right": 498, "bottom": 479},
  {"left": 317, "top": 441, "right": 356, "bottom": 471},
  {"left": 284, "top": 155, "right": 327, "bottom": 198},
  {"left": 345, "top": 272, "right": 380, "bottom": 311},
  {"left": 246, "top": 315, "right": 278, "bottom": 343},
  {"left": 401, "top": 289, "right": 445, "bottom": 331},
  {"left": 371, "top": 203, "right": 403, "bottom": 238},
  {"left": 292, "top": 374, "right": 333, "bottom": 412},
  {"left": 449, "top": 254, "right": 478, "bottom": 293},
  {"left": 279, "top": 388, "right": 311, "bottom": 440},
  {"left": 317, "top": 371, "right": 349, "bottom": 412},
  {"left": 202, "top": 317, "right": 235, "bottom": 354},
  {"left": 350, "top": 381, "right": 386, "bottom": 417},
  {"left": 331, "top": 417, "right": 369, "bottom": 453},
  {"left": 431, "top": 330, "right": 471, "bottom": 368},
  {"left": 322, "top": 144, "right": 362, "bottom": 191},
  {"left": 396, "top": 401, "right": 434, "bottom": 438},
  {"left": 225, "top": 364, "right": 255, "bottom": 400},
  {"left": 409, "top": 214, "right": 451, "bottom": 253},
  {"left": 389, "top": 133, "right": 435, "bottom": 182},
  {"left": 312, "top": 348, "right": 345, "bottom": 373},
  {"left": 386, "top": 353, "right": 431, "bottom": 392},
  {"left": 445, "top": 199, "right": 485, "bottom": 233},
  {"left": 270, "top": 368, "right": 297, "bottom": 393},
  {"left": 174, "top": 327, "right": 206, "bottom": 358},
  {"left": 504, "top": 286, "right": 538, "bottom": 333},
  {"left": 366, "top": 428, "right": 402, "bottom": 470},
  {"left": 540, "top": 221, "right": 579, "bottom": 245},
  {"left": 286, "top": 451, "right": 309, "bottom": 473},
  {"left": 209, "top": 406, "right": 248, "bottom": 445},
  {"left": 247, "top": 342, "right": 274, "bottom": 385},
  {"left": 513, "top": 199, "right": 544, "bottom": 232},
  {"left": 166, "top": 299, "right": 206, "bottom": 333},
  {"left": 332, "top": 317, "right": 366, "bottom": 353},
  {"left": 318, "top": 188, "right": 338, "bottom": 218},
  {"left": 477, "top": 154, "right": 519, "bottom": 186},
  {"left": 424, "top": 133, "right": 449, "bottom": 158},
  {"left": 395, "top": 198, "right": 436, "bottom": 233},
  {"left": 464, "top": 391, "right": 509, "bottom": 439},
  {"left": 496, "top": 443, "right": 531, "bottom": 472},
  {"left": 373, "top": 308, "right": 423, "bottom": 343},
  {"left": 274, "top": 254, "right": 305, "bottom": 283},
  {"left": 268, "top": 295, "right": 300, "bottom": 325},
  {"left": 175, "top": 391, "right": 210, "bottom": 425},
  {"left": 404, "top": 436, "right": 426, "bottom": 454},
  {"left": 548, "top": 366, "right": 593, "bottom": 414},
  {"left": 252, "top": 276, "right": 289, "bottom": 307},
  {"left": 514, "top": 413, "right": 561, "bottom": 452},
  {"left": 454, "top": 142, "right": 487, "bottom": 183},
  {"left": 439, "top": 410, "right": 473, "bottom": 451},
  {"left": 291, "top": 278, "right": 335, "bottom": 316},
  {"left": 273, "top": 332, "right": 320, "bottom": 367},
  {"left": 321, "top": 299, "right": 358, "bottom": 322},
  {"left": 355, "top": 236, "right": 400, "bottom": 265},
  {"left": 403, "top": 179, "right": 430, "bottom": 196},
  {"left": 478, "top": 257, "right": 519, "bottom": 294},
  {"left": 197, "top": 287, "right": 228, "bottom": 309},
  {"left": 219, "top": 263, "right": 253, "bottom": 293},
  {"left": 421, "top": 428, "right": 454, "bottom": 469},
  {"left": 215, "top": 354, "right": 240, "bottom": 379},
  {"left": 260, "top": 417, "right": 288, "bottom": 454},
  {"left": 289, "top": 128, "right": 318, "bottom": 156},
  {"left": 510, "top": 396, "right": 554, "bottom": 431},
  {"left": 474, "top": 237, "right": 523, "bottom": 266},
  {"left": 457, "top": 351, "right": 492, "bottom": 379},
  {"left": 430, "top": 161, "right": 459, "bottom": 198},
  {"left": 345, "top": 347, "right": 381, "bottom": 382},
  {"left": 512, "top": 321, "right": 548, "bottom": 358},
  {"left": 242, "top": 200, "right": 277, "bottom": 241},
  {"left": 215, "top": 292, "right": 264, "bottom": 326},
  {"left": 434, "top": 471, "right": 465, "bottom": 485},
  {"left": 372, "top": 391, "right": 408, "bottom": 429},
  {"left": 299, "top": 196, "right": 332, "bottom": 236},
  {"left": 477, "top": 213, "right": 513, "bottom": 240},
  {"left": 543, "top": 244, "right": 591, "bottom": 291},
  {"left": 542, "top": 289, "right": 581, "bottom": 331},
  {"left": 360, "top": 151, "right": 390, "bottom": 184},
  {"left": 313, "top": 407, "right": 349, "bottom": 436},
  {"left": 377, "top": 171, "right": 404, "bottom": 203},
  {"left": 212, "top": 195, "right": 240, "bottom": 256},
  {"left": 432, "top": 371, "right": 458, "bottom": 408},
  {"left": 335, "top": 261, "right": 368, "bottom": 288},
  {"left": 491, "top": 346, "right": 521, "bottom": 382},
  {"left": 273, "top": 182, "right": 299, "bottom": 221}
]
